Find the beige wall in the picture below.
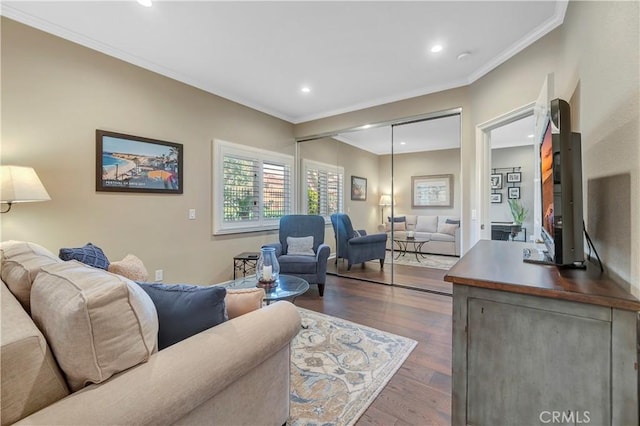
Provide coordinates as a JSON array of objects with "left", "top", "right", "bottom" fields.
[
  {"left": 379, "top": 148, "right": 461, "bottom": 219},
  {"left": 1, "top": 18, "right": 295, "bottom": 284},
  {"left": 294, "top": 1, "right": 639, "bottom": 295}
]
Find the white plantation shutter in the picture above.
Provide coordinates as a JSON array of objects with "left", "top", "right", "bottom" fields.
[
  {"left": 214, "top": 140, "right": 293, "bottom": 234},
  {"left": 303, "top": 159, "right": 344, "bottom": 220}
]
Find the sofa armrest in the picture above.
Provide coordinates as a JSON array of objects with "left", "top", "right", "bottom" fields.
[
  {"left": 16, "top": 302, "right": 301, "bottom": 425},
  {"left": 356, "top": 229, "right": 367, "bottom": 236},
  {"left": 455, "top": 226, "right": 461, "bottom": 256}
]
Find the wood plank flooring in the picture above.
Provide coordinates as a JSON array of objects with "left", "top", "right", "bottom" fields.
[
  {"left": 295, "top": 273, "right": 453, "bottom": 425},
  {"left": 327, "top": 260, "right": 453, "bottom": 295}
]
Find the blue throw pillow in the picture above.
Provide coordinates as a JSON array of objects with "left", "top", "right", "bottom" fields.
[
  {"left": 446, "top": 218, "right": 461, "bottom": 225},
  {"left": 59, "top": 242, "right": 110, "bottom": 270},
  {"left": 136, "top": 283, "right": 227, "bottom": 350},
  {"left": 388, "top": 216, "right": 406, "bottom": 223}
]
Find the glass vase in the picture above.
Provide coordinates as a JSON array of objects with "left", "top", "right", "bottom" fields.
[{"left": 257, "top": 246, "right": 279, "bottom": 288}]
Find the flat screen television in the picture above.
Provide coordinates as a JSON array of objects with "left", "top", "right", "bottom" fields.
[{"left": 527, "top": 98, "right": 585, "bottom": 267}]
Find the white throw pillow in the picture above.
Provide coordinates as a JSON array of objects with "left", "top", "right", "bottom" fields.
[
  {"left": 438, "top": 223, "right": 459, "bottom": 236},
  {"left": 31, "top": 261, "right": 158, "bottom": 391},
  {"left": 286, "top": 236, "right": 315, "bottom": 256}
]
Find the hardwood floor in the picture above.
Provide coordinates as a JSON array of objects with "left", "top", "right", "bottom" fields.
[
  {"left": 296, "top": 274, "right": 453, "bottom": 425},
  {"left": 327, "top": 260, "right": 453, "bottom": 295}
]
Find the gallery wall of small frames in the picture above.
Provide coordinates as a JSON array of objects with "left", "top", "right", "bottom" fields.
[{"left": 490, "top": 167, "right": 521, "bottom": 203}]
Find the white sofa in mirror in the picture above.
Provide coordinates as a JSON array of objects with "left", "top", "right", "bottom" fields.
[{"left": 379, "top": 214, "right": 460, "bottom": 256}]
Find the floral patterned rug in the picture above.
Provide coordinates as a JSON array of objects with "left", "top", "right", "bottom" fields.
[{"left": 288, "top": 308, "right": 417, "bottom": 426}]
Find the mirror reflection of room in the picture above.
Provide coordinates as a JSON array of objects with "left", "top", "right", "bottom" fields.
[{"left": 299, "top": 113, "right": 462, "bottom": 295}]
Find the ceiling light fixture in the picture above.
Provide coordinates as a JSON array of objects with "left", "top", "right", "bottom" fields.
[
  {"left": 400, "top": 141, "right": 407, "bottom": 145},
  {"left": 301, "top": 86, "right": 311, "bottom": 94},
  {"left": 137, "top": 0, "right": 152, "bottom": 7},
  {"left": 457, "top": 52, "right": 471, "bottom": 60},
  {"left": 527, "top": 134, "right": 535, "bottom": 138},
  {"left": 430, "top": 44, "right": 443, "bottom": 53}
]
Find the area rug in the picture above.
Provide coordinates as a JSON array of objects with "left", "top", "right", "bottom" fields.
[
  {"left": 382, "top": 251, "right": 459, "bottom": 270},
  {"left": 289, "top": 308, "right": 417, "bottom": 426}
]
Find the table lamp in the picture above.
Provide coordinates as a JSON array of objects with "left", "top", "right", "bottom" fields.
[{"left": 1, "top": 165, "right": 51, "bottom": 213}]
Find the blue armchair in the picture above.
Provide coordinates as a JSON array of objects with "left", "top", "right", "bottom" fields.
[
  {"left": 263, "top": 215, "right": 330, "bottom": 297},
  {"left": 330, "top": 213, "right": 387, "bottom": 271}
]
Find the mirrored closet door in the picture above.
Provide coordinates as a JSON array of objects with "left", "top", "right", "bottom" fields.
[{"left": 296, "top": 109, "right": 462, "bottom": 294}]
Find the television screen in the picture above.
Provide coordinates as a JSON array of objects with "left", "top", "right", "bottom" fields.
[{"left": 540, "top": 121, "right": 554, "bottom": 239}]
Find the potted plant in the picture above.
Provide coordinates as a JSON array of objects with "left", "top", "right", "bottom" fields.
[{"left": 507, "top": 199, "right": 528, "bottom": 239}]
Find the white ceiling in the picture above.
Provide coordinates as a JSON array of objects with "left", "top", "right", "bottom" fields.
[
  {"left": 335, "top": 114, "right": 461, "bottom": 155},
  {"left": 2, "top": 1, "right": 567, "bottom": 124}
]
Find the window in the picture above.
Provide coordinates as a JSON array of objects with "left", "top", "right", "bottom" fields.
[
  {"left": 214, "top": 140, "right": 293, "bottom": 234},
  {"left": 303, "top": 159, "right": 344, "bottom": 221}
]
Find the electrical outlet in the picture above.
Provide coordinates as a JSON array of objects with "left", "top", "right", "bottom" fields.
[
  {"left": 188, "top": 208, "right": 196, "bottom": 220},
  {"left": 155, "top": 269, "right": 163, "bottom": 282}
]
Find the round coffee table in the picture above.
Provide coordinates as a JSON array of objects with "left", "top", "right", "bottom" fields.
[
  {"left": 221, "top": 274, "right": 309, "bottom": 305},
  {"left": 393, "top": 237, "right": 429, "bottom": 262}
]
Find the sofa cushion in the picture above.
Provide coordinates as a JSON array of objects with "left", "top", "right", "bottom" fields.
[
  {"left": 415, "top": 216, "right": 438, "bottom": 233},
  {"left": 1, "top": 282, "right": 70, "bottom": 425},
  {"left": 430, "top": 232, "right": 455, "bottom": 242},
  {"left": 224, "top": 287, "right": 265, "bottom": 319},
  {"left": 136, "top": 283, "right": 227, "bottom": 350},
  {"left": 108, "top": 254, "right": 149, "bottom": 281},
  {"left": 0, "top": 240, "right": 61, "bottom": 313},
  {"left": 278, "top": 254, "right": 318, "bottom": 274},
  {"left": 59, "top": 242, "right": 110, "bottom": 270},
  {"left": 286, "top": 236, "right": 315, "bottom": 256},
  {"left": 30, "top": 261, "right": 158, "bottom": 391}
]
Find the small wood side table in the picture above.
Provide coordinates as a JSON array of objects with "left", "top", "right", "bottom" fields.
[{"left": 233, "top": 252, "right": 259, "bottom": 279}]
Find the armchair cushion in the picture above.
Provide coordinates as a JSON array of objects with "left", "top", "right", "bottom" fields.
[
  {"left": 136, "top": 283, "right": 227, "bottom": 350},
  {"left": 278, "top": 255, "right": 318, "bottom": 274},
  {"left": 286, "top": 236, "right": 315, "bottom": 256}
]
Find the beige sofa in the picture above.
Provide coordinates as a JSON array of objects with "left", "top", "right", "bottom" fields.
[
  {"left": 381, "top": 214, "right": 460, "bottom": 256},
  {"left": 1, "top": 241, "right": 301, "bottom": 426}
]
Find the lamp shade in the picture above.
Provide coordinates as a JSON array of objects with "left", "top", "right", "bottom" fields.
[
  {"left": 379, "top": 194, "right": 395, "bottom": 206},
  {"left": 1, "top": 166, "right": 51, "bottom": 204}
]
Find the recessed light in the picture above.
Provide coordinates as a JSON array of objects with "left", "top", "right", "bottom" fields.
[
  {"left": 430, "top": 44, "right": 443, "bottom": 53},
  {"left": 301, "top": 86, "right": 311, "bottom": 93},
  {"left": 457, "top": 52, "right": 471, "bottom": 60},
  {"left": 137, "top": 0, "right": 152, "bottom": 7},
  {"left": 400, "top": 141, "right": 407, "bottom": 145},
  {"left": 527, "top": 134, "right": 535, "bottom": 138}
]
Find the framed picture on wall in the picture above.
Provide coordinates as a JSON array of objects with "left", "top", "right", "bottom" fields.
[
  {"left": 506, "top": 172, "right": 522, "bottom": 183},
  {"left": 508, "top": 187, "right": 521, "bottom": 199},
  {"left": 96, "top": 130, "right": 183, "bottom": 194},
  {"left": 351, "top": 176, "right": 367, "bottom": 201},
  {"left": 491, "top": 193, "right": 502, "bottom": 203},
  {"left": 490, "top": 173, "right": 503, "bottom": 189},
  {"left": 411, "top": 174, "right": 453, "bottom": 207}
]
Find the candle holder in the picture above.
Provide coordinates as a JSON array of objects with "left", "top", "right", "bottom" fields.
[{"left": 256, "top": 246, "right": 279, "bottom": 289}]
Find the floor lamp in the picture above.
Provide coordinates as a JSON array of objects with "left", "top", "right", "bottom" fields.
[{"left": 379, "top": 194, "right": 395, "bottom": 225}]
